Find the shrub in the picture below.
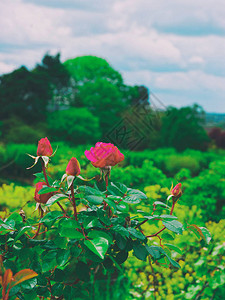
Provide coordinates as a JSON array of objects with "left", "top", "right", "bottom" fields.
[
  {"left": 47, "top": 107, "right": 101, "bottom": 145},
  {"left": 2, "top": 117, "right": 46, "bottom": 144},
  {"left": 125, "top": 186, "right": 224, "bottom": 299},
  {"left": 0, "top": 184, "right": 36, "bottom": 217},
  {"left": 0, "top": 139, "right": 210, "bottom": 299},
  {"left": 165, "top": 155, "right": 200, "bottom": 176},
  {"left": 182, "top": 160, "right": 225, "bottom": 221}
]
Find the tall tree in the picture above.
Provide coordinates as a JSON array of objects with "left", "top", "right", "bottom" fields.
[
  {"left": 160, "top": 104, "right": 210, "bottom": 151},
  {"left": 0, "top": 53, "right": 70, "bottom": 123},
  {"left": 64, "top": 56, "right": 145, "bottom": 136}
]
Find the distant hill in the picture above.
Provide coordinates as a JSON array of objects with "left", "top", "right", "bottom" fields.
[{"left": 205, "top": 112, "right": 225, "bottom": 128}]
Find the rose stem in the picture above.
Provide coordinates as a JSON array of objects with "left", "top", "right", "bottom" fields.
[
  {"left": 146, "top": 199, "right": 177, "bottom": 238},
  {"left": 70, "top": 181, "right": 78, "bottom": 221},
  {"left": 103, "top": 173, "right": 108, "bottom": 210},
  {"left": 32, "top": 207, "right": 43, "bottom": 239},
  {"left": 41, "top": 159, "right": 67, "bottom": 215}
]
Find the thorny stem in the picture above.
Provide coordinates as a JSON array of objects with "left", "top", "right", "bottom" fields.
[
  {"left": 47, "top": 278, "right": 54, "bottom": 300},
  {"left": 146, "top": 199, "right": 177, "bottom": 238},
  {"left": 149, "top": 257, "right": 157, "bottom": 300},
  {"left": 136, "top": 198, "right": 177, "bottom": 230},
  {"left": 70, "top": 181, "right": 78, "bottom": 221},
  {"left": 41, "top": 158, "right": 67, "bottom": 216},
  {"left": 103, "top": 174, "right": 109, "bottom": 210},
  {"left": 32, "top": 208, "right": 43, "bottom": 239}
]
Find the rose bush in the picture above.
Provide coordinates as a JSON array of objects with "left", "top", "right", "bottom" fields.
[{"left": 0, "top": 138, "right": 211, "bottom": 299}]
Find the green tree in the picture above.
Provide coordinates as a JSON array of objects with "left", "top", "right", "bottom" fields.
[
  {"left": 160, "top": 104, "right": 210, "bottom": 151},
  {"left": 64, "top": 56, "right": 141, "bottom": 136},
  {"left": 0, "top": 66, "right": 49, "bottom": 123},
  {"left": 47, "top": 107, "right": 101, "bottom": 145},
  {"left": 0, "top": 53, "right": 70, "bottom": 124}
]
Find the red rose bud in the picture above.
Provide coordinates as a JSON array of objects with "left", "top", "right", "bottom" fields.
[
  {"left": 171, "top": 183, "right": 182, "bottom": 198},
  {"left": 34, "top": 182, "right": 53, "bottom": 204},
  {"left": 37, "top": 137, "right": 53, "bottom": 156},
  {"left": 84, "top": 142, "right": 124, "bottom": 168},
  {"left": 66, "top": 157, "right": 81, "bottom": 176}
]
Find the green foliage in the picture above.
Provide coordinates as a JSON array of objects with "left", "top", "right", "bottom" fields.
[
  {"left": 160, "top": 104, "right": 210, "bottom": 151},
  {"left": 47, "top": 107, "right": 101, "bottom": 144},
  {"left": 182, "top": 160, "right": 225, "bottom": 221},
  {"left": 64, "top": 56, "right": 140, "bottom": 136},
  {"left": 2, "top": 117, "right": 46, "bottom": 144},
  {"left": 126, "top": 201, "right": 225, "bottom": 300},
  {"left": 0, "top": 142, "right": 209, "bottom": 299},
  {"left": 0, "top": 184, "right": 36, "bottom": 218},
  {"left": 164, "top": 155, "right": 200, "bottom": 176},
  {"left": 0, "top": 53, "right": 69, "bottom": 124}
]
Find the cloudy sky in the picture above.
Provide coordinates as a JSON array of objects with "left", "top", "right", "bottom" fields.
[{"left": 1, "top": 0, "right": 225, "bottom": 113}]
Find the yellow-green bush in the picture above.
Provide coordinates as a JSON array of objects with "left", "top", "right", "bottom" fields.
[
  {"left": 125, "top": 185, "right": 225, "bottom": 299},
  {"left": 0, "top": 184, "right": 35, "bottom": 217}
]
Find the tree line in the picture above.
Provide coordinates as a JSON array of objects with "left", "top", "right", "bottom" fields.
[{"left": 0, "top": 53, "right": 210, "bottom": 151}]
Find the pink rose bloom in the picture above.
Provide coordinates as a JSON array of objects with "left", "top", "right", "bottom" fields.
[
  {"left": 85, "top": 142, "right": 124, "bottom": 168},
  {"left": 34, "top": 182, "right": 53, "bottom": 204},
  {"left": 66, "top": 157, "right": 81, "bottom": 176},
  {"left": 171, "top": 183, "right": 182, "bottom": 197},
  {"left": 37, "top": 137, "right": 53, "bottom": 156}
]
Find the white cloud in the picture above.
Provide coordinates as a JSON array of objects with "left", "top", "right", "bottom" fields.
[
  {"left": 0, "top": 0, "right": 225, "bottom": 112},
  {"left": 0, "top": 62, "right": 16, "bottom": 74}
]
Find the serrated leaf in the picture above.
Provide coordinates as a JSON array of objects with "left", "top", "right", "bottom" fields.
[
  {"left": 83, "top": 217, "right": 99, "bottom": 229},
  {"left": 86, "top": 195, "right": 104, "bottom": 205},
  {"left": 33, "top": 172, "right": 45, "bottom": 180},
  {"left": 107, "top": 182, "right": 128, "bottom": 196},
  {"left": 115, "top": 250, "right": 128, "bottom": 264},
  {"left": 133, "top": 242, "right": 148, "bottom": 261},
  {"left": 14, "top": 226, "right": 32, "bottom": 242},
  {"left": 40, "top": 211, "right": 63, "bottom": 226},
  {"left": 187, "top": 224, "right": 206, "bottom": 240},
  {"left": 38, "top": 186, "right": 58, "bottom": 195},
  {"left": 160, "top": 214, "right": 177, "bottom": 220},
  {"left": 199, "top": 227, "right": 211, "bottom": 244},
  {"left": 116, "top": 201, "right": 129, "bottom": 212},
  {"left": 59, "top": 227, "right": 84, "bottom": 239},
  {"left": 104, "top": 198, "right": 117, "bottom": 214},
  {"left": 9, "top": 269, "right": 38, "bottom": 288},
  {"left": 164, "top": 243, "right": 182, "bottom": 254},
  {"left": 80, "top": 185, "right": 104, "bottom": 196},
  {"left": 113, "top": 225, "right": 129, "bottom": 238},
  {"left": 45, "top": 194, "right": 68, "bottom": 207},
  {"left": 128, "top": 228, "right": 146, "bottom": 240},
  {"left": 84, "top": 231, "right": 111, "bottom": 259},
  {"left": 59, "top": 218, "right": 80, "bottom": 229},
  {"left": 56, "top": 249, "right": 70, "bottom": 266},
  {"left": 154, "top": 201, "right": 170, "bottom": 208},
  {"left": 161, "top": 232, "right": 175, "bottom": 240},
  {"left": 146, "top": 245, "right": 180, "bottom": 268},
  {"left": 162, "top": 220, "right": 183, "bottom": 234}
]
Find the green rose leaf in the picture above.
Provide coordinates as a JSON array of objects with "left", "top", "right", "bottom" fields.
[
  {"left": 59, "top": 227, "right": 84, "bottom": 240},
  {"left": 45, "top": 194, "right": 68, "bottom": 207},
  {"left": 38, "top": 186, "right": 58, "bottom": 195},
  {"left": 84, "top": 230, "right": 112, "bottom": 259},
  {"left": 85, "top": 195, "right": 104, "bottom": 205},
  {"left": 128, "top": 228, "right": 146, "bottom": 240},
  {"left": 162, "top": 220, "right": 184, "bottom": 234}
]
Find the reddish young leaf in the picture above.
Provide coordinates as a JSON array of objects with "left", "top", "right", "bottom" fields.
[
  {"left": 2, "top": 269, "right": 13, "bottom": 299},
  {"left": 9, "top": 269, "right": 38, "bottom": 289}
]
